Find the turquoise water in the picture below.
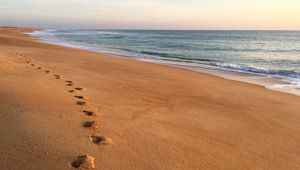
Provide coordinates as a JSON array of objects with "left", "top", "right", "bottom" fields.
[{"left": 29, "top": 30, "right": 300, "bottom": 95}]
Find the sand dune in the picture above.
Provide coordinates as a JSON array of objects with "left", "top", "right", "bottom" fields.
[{"left": 0, "top": 28, "right": 300, "bottom": 169}]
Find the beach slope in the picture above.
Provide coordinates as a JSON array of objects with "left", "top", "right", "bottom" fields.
[{"left": 0, "top": 28, "right": 300, "bottom": 170}]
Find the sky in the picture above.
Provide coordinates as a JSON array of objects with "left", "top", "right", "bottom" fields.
[{"left": 0, "top": 0, "right": 300, "bottom": 30}]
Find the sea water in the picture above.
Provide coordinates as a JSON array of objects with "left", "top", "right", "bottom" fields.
[{"left": 28, "top": 30, "right": 300, "bottom": 96}]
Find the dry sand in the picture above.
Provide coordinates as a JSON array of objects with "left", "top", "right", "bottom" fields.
[{"left": 0, "top": 28, "right": 300, "bottom": 170}]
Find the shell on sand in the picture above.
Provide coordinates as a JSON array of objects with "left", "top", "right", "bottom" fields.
[{"left": 71, "top": 155, "right": 95, "bottom": 169}]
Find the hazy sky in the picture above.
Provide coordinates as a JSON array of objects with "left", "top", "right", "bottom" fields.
[{"left": 0, "top": 0, "right": 300, "bottom": 29}]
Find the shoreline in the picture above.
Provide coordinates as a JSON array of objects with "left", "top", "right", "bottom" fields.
[
  {"left": 27, "top": 29, "right": 300, "bottom": 96},
  {"left": 1, "top": 27, "right": 300, "bottom": 169}
]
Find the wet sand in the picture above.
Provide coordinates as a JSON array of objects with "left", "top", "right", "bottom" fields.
[{"left": 0, "top": 27, "right": 300, "bottom": 169}]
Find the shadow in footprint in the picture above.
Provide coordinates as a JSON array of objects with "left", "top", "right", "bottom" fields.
[
  {"left": 45, "top": 70, "right": 50, "bottom": 74},
  {"left": 53, "top": 75, "right": 63, "bottom": 79},
  {"left": 68, "top": 90, "right": 75, "bottom": 93},
  {"left": 74, "top": 95, "right": 88, "bottom": 100},
  {"left": 75, "top": 87, "right": 85, "bottom": 91},
  {"left": 70, "top": 155, "right": 95, "bottom": 169},
  {"left": 31, "top": 64, "right": 35, "bottom": 67},
  {"left": 37, "top": 67, "right": 43, "bottom": 70},
  {"left": 83, "top": 110, "right": 101, "bottom": 117},
  {"left": 65, "top": 80, "right": 73, "bottom": 83},
  {"left": 89, "top": 135, "right": 112, "bottom": 145},
  {"left": 67, "top": 83, "right": 73, "bottom": 87},
  {"left": 76, "top": 100, "right": 89, "bottom": 106},
  {"left": 82, "top": 121, "right": 101, "bottom": 130}
]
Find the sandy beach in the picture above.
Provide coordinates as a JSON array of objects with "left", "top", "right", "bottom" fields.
[{"left": 0, "top": 27, "right": 300, "bottom": 169}]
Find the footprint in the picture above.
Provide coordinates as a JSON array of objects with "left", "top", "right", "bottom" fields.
[
  {"left": 83, "top": 110, "right": 101, "bottom": 117},
  {"left": 68, "top": 90, "right": 75, "bottom": 93},
  {"left": 67, "top": 83, "right": 74, "bottom": 87},
  {"left": 45, "top": 70, "right": 51, "bottom": 74},
  {"left": 89, "top": 135, "right": 112, "bottom": 145},
  {"left": 74, "top": 95, "right": 88, "bottom": 100},
  {"left": 31, "top": 64, "right": 35, "bottom": 67},
  {"left": 65, "top": 80, "right": 73, "bottom": 83},
  {"left": 53, "top": 75, "right": 63, "bottom": 79},
  {"left": 82, "top": 121, "right": 102, "bottom": 130},
  {"left": 70, "top": 155, "right": 95, "bottom": 169},
  {"left": 76, "top": 100, "right": 89, "bottom": 106},
  {"left": 75, "top": 87, "right": 85, "bottom": 91},
  {"left": 37, "top": 67, "right": 43, "bottom": 70}
]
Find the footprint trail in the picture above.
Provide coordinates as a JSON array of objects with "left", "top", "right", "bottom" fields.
[{"left": 13, "top": 49, "right": 112, "bottom": 169}]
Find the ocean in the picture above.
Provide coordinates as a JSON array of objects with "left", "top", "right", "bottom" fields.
[{"left": 28, "top": 30, "right": 300, "bottom": 96}]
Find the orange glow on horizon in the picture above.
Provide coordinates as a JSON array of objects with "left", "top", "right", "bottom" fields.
[{"left": 0, "top": 0, "right": 299, "bottom": 29}]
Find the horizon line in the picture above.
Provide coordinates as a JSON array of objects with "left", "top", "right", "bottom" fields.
[{"left": 1, "top": 26, "right": 300, "bottom": 31}]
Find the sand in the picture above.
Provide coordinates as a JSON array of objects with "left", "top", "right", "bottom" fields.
[{"left": 0, "top": 27, "right": 300, "bottom": 170}]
